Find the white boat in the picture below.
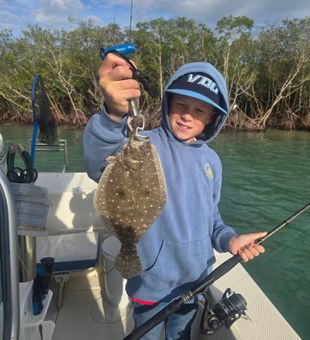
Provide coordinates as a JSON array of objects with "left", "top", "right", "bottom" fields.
[{"left": 0, "top": 156, "right": 302, "bottom": 340}]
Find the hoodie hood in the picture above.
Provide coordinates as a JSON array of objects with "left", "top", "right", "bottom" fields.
[{"left": 162, "top": 62, "right": 229, "bottom": 143}]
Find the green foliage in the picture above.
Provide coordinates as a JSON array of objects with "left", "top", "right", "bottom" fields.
[
  {"left": 216, "top": 15, "right": 254, "bottom": 38},
  {"left": 0, "top": 16, "right": 309, "bottom": 130}
]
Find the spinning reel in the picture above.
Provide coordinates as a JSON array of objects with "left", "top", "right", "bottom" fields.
[{"left": 200, "top": 288, "right": 248, "bottom": 335}]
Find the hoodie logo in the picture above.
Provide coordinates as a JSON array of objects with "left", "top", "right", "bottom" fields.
[
  {"left": 205, "top": 163, "right": 214, "bottom": 180},
  {"left": 187, "top": 74, "right": 219, "bottom": 94}
]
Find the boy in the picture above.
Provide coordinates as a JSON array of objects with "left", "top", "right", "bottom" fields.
[{"left": 83, "top": 54, "right": 266, "bottom": 339}]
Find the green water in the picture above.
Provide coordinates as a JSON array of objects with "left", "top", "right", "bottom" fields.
[
  {"left": 1, "top": 124, "right": 310, "bottom": 338},
  {"left": 0, "top": 124, "right": 85, "bottom": 172}
]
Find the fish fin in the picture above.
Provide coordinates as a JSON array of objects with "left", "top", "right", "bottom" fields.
[
  {"left": 93, "top": 161, "right": 113, "bottom": 215},
  {"left": 115, "top": 247, "right": 142, "bottom": 279}
]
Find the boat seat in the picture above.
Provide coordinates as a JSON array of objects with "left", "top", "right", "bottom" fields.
[
  {"left": 33, "top": 172, "right": 109, "bottom": 273},
  {"left": 35, "top": 231, "right": 101, "bottom": 311},
  {"left": 32, "top": 172, "right": 111, "bottom": 310},
  {"left": 36, "top": 232, "right": 99, "bottom": 272}
]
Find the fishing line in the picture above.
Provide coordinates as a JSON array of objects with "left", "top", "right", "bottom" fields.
[
  {"left": 225, "top": 206, "right": 310, "bottom": 286},
  {"left": 221, "top": 221, "right": 310, "bottom": 292},
  {"left": 258, "top": 221, "right": 310, "bottom": 264},
  {"left": 257, "top": 202, "right": 310, "bottom": 244}
]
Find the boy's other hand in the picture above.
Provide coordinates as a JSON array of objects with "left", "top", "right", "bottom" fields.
[
  {"left": 229, "top": 232, "right": 267, "bottom": 262},
  {"left": 98, "top": 53, "right": 141, "bottom": 119}
]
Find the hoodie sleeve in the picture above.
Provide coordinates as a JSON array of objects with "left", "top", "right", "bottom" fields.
[
  {"left": 211, "top": 158, "right": 237, "bottom": 252},
  {"left": 83, "top": 108, "right": 128, "bottom": 182}
]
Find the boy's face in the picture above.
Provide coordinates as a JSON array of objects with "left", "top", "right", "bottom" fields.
[{"left": 169, "top": 94, "right": 215, "bottom": 143}]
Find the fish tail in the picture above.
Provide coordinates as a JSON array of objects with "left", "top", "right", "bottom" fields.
[{"left": 115, "top": 247, "right": 142, "bottom": 279}]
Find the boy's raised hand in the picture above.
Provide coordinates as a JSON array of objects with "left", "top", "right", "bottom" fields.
[
  {"left": 98, "top": 53, "right": 141, "bottom": 119},
  {"left": 229, "top": 232, "right": 267, "bottom": 262}
]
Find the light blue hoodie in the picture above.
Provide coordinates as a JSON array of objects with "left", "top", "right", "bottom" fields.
[{"left": 83, "top": 62, "right": 236, "bottom": 303}]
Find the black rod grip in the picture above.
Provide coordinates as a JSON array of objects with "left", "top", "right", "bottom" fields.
[{"left": 124, "top": 297, "right": 184, "bottom": 340}]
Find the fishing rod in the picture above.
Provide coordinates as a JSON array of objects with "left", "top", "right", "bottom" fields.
[{"left": 124, "top": 202, "right": 310, "bottom": 340}]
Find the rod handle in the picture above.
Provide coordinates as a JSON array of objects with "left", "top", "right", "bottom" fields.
[{"left": 124, "top": 297, "right": 184, "bottom": 340}]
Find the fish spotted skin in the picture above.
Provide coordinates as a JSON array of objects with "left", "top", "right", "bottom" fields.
[{"left": 94, "top": 134, "right": 167, "bottom": 279}]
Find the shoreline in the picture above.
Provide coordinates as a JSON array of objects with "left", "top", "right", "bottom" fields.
[{"left": 1, "top": 121, "right": 309, "bottom": 133}]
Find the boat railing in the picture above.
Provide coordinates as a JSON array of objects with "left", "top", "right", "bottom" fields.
[
  {"left": 0, "top": 168, "right": 20, "bottom": 340},
  {"left": 28, "top": 138, "right": 69, "bottom": 172}
]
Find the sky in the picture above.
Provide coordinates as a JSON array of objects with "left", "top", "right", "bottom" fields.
[{"left": 1, "top": 0, "right": 310, "bottom": 37}]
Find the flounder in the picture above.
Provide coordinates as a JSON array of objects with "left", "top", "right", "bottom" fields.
[{"left": 94, "top": 115, "right": 167, "bottom": 279}]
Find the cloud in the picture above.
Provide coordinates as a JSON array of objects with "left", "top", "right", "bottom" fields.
[
  {"left": 146, "top": 0, "right": 310, "bottom": 26},
  {"left": 84, "top": 15, "right": 102, "bottom": 27},
  {"left": 34, "top": 0, "right": 84, "bottom": 24},
  {"left": 0, "top": 10, "right": 21, "bottom": 30},
  {"left": 1, "top": 0, "right": 310, "bottom": 36}
]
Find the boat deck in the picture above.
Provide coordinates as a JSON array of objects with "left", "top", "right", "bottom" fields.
[
  {"left": 44, "top": 252, "right": 301, "bottom": 340},
  {"left": 46, "top": 267, "right": 134, "bottom": 340}
]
